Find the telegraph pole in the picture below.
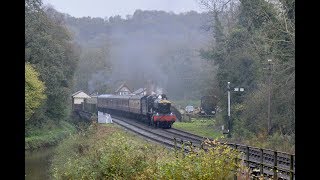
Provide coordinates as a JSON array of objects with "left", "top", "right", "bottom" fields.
[{"left": 267, "top": 59, "right": 273, "bottom": 134}]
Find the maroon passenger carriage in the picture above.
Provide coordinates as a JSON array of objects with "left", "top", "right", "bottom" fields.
[{"left": 97, "top": 94, "right": 176, "bottom": 128}]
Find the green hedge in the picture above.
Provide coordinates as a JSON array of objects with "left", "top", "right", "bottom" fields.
[{"left": 25, "top": 121, "right": 76, "bottom": 150}]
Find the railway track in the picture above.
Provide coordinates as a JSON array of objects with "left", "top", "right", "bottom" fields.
[
  {"left": 112, "top": 115, "right": 201, "bottom": 144},
  {"left": 164, "top": 128, "right": 207, "bottom": 142},
  {"left": 111, "top": 115, "right": 295, "bottom": 180},
  {"left": 112, "top": 116, "right": 196, "bottom": 152},
  {"left": 76, "top": 110, "right": 295, "bottom": 179},
  {"left": 112, "top": 117, "right": 175, "bottom": 148}
]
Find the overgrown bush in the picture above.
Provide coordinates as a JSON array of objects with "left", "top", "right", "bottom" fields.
[
  {"left": 154, "top": 139, "right": 244, "bottom": 179},
  {"left": 51, "top": 125, "right": 167, "bottom": 179},
  {"left": 51, "top": 124, "right": 248, "bottom": 179}
]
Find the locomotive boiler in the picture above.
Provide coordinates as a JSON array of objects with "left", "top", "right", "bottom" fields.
[{"left": 97, "top": 93, "right": 176, "bottom": 128}]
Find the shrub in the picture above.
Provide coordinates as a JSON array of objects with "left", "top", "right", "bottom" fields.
[
  {"left": 154, "top": 139, "right": 244, "bottom": 180},
  {"left": 51, "top": 124, "right": 248, "bottom": 179},
  {"left": 51, "top": 125, "right": 165, "bottom": 179}
]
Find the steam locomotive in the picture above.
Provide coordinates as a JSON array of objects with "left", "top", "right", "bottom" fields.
[
  {"left": 199, "top": 95, "right": 218, "bottom": 116},
  {"left": 97, "top": 94, "right": 176, "bottom": 128}
]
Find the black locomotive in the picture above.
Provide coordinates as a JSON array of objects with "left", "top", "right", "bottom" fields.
[
  {"left": 97, "top": 94, "right": 176, "bottom": 128},
  {"left": 199, "top": 95, "right": 218, "bottom": 116}
]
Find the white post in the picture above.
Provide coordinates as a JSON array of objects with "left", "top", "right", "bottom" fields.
[
  {"left": 227, "top": 82, "right": 231, "bottom": 137},
  {"left": 267, "top": 59, "right": 272, "bottom": 134},
  {"left": 228, "top": 82, "right": 230, "bottom": 117}
]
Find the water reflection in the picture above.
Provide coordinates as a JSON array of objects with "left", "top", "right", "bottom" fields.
[{"left": 25, "top": 146, "right": 55, "bottom": 180}]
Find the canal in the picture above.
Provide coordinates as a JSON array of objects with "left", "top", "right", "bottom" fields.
[{"left": 25, "top": 146, "right": 56, "bottom": 180}]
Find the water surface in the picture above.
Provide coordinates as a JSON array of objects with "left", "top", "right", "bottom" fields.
[{"left": 25, "top": 146, "right": 56, "bottom": 180}]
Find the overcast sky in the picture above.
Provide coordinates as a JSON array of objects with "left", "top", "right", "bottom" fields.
[{"left": 43, "top": 0, "right": 207, "bottom": 18}]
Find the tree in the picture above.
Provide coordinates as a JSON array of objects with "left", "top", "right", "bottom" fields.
[
  {"left": 25, "top": 63, "right": 46, "bottom": 121},
  {"left": 199, "top": 0, "right": 295, "bottom": 139},
  {"left": 25, "top": 0, "right": 79, "bottom": 124},
  {"left": 74, "top": 46, "right": 111, "bottom": 93}
]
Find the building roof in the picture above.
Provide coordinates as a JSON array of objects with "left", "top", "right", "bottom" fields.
[
  {"left": 132, "top": 88, "right": 146, "bottom": 95},
  {"left": 72, "top": 90, "right": 83, "bottom": 96},
  {"left": 72, "top": 90, "right": 91, "bottom": 98},
  {"left": 115, "top": 82, "right": 132, "bottom": 93},
  {"left": 98, "top": 94, "right": 113, "bottom": 98},
  {"left": 98, "top": 94, "right": 144, "bottom": 99}
]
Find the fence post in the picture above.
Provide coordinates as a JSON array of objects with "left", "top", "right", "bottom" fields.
[
  {"left": 174, "top": 138, "right": 178, "bottom": 158},
  {"left": 260, "top": 148, "right": 264, "bottom": 177},
  {"left": 273, "top": 151, "right": 278, "bottom": 179},
  {"left": 234, "top": 144, "right": 238, "bottom": 180},
  {"left": 181, "top": 139, "right": 185, "bottom": 157},
  {"left": 290, "top": 154, "right": 294, "bottom": 180}
]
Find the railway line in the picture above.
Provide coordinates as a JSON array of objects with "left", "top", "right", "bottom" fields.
[
  {"left": 112, "top": 117, "right": 176, "bottom": 148},
  {"left": 76, "top": 110, "right": 295, "bottom": 179},
  {"left": 111, "top": 115, "right": 201, "bottom": 149}
]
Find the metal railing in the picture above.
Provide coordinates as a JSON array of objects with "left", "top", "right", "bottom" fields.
[
  {"left": 75, "top": 110, "right": 94, "bottom": 121},
  {"left": 173, "top": 139, "right": 295, "bottom": 180},
  {"left": 229, "top": 143, "right": 295, "bottom": 179}
]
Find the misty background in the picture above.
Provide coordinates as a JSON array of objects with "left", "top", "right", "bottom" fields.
[
  {"left": 57, "top": 9, "right": 217, "bottom": 100},
  {"left": 43, "top": 0, "right": 207, "bottom": 18}
]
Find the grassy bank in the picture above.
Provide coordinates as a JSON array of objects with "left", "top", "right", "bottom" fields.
[
  {"left": 173, "top": 117, "right": 294, "bottom": 154},
  {"left": 172, "top": 117, "right": 223, "bottom": 139},
  {"left": 25, "top": 121, "right": 76, "bottom": 150},
  {"left": 51, "top": 123, "right": 248, "bottom": 179},
  {"left": 230, "top": 132, "right": 295, "bottom": 154}
]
